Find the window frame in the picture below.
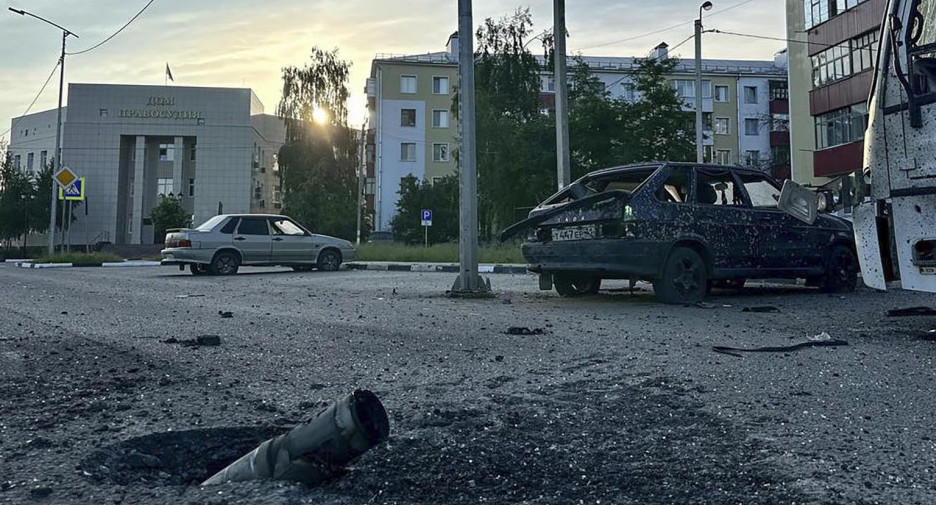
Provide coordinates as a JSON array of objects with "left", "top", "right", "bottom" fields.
[
  {"left": 714, "top": 85, "right": 730, "bottom": 103},
  {"left": 714, "top": 117, "right": 731, "bottom": 135},
  {"left": 432, "top": 76, "right": 449, "bottom": 95},
  {"left": 400, "top": 75, "right": 417, "bottom": 94},
  {"left": 743, "top": 86, "right": 759, "bottom": 104},
  {"left": 432, "top": 143, "right": 450, "bottom": 162},
  {"left": 744, "top": 118, "right": 760, "bottom": 136},
  {"left": 400, "top": 142, "right": 417, "bottom": 162},
  {"left": 236, "top": 217, "right": 271, "bottom": 236},
  {"left": 432, "top": 109, "right": 449, "bottom": 128},
  {"left": 400, "top": 108, "right": 417, "bottom": 127}
]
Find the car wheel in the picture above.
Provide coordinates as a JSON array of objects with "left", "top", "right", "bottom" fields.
[
  {"left": 553, "top": 274, "right": 601, "bottom": 297},
  {"left": 292, "top": 265, "right": 314, "bottom": 272},
  {"left": 190, "top": 263, "right": 209, "bottom": 276},
  {"left": 820, "top": 244, "right": 858, "bottom": 293},
  {"left": 210, "top": 251, "right": 240, "bottom": 276},
  {"left": 653, "top": 247, "right": 708, "bottom": 304},
  {"left": 317, "top": 250, "right": 341, "bottom": 271}
]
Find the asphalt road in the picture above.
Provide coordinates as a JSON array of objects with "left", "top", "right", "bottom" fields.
[{"left": 1, "top": 264, "right": 936, "bottom": 504}]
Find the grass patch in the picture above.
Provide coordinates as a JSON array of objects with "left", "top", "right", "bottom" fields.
[
  {"left": 356, "top": 243, "right": 524, "bottom": 264},
  {"left": 32, "top": 252, "right": 124, "bottom": 264}
]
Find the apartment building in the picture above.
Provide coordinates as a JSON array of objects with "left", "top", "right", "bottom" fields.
[
  {"left": 785, "top": 0, "right": 885, "bottom": 185},
  {"left": 366, "top": 35, "right": 789, "bottom": 232}
]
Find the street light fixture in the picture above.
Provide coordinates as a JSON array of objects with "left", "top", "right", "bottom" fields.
[
  {"left": 8, "top": 7, "right": 78, "bottom": 255},
  {"left": 695, "top": 1, "right": 713, "bottom": 164}
]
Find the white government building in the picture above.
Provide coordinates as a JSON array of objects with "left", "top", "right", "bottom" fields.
[{"left": 8, "top": 83, "right": 285, "bottom": 245}]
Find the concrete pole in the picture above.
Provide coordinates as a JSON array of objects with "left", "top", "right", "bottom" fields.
[
  {"left": 694, "top": 17, "right": 704, "bottom": 164},
  {"left": 451, "top": 0, "right": 490, "bottom": 294},
  {"left": 49, "top": 31, "right": 67, "bottom": 255},
  {"left": 356, "top": 122, "right": 365, "bottom": 245},
  {"left": 554, "top": 0, "right": 571, "bottom": 189}
]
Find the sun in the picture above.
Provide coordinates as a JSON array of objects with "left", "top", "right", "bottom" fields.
[{"left": 312, "top": 107, "right": 327, "bottom": 124}]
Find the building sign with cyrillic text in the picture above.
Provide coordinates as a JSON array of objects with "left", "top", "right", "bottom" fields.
[{"left": 119, "top": 96, "right": 203, "bottom": 120}]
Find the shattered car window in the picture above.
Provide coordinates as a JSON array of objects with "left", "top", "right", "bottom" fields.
[
  {"left": 696, "top": 170, "right": 745, "bottom": 207},
  {"left": 584, "top": 168, "right": 657, "bottom": 194},
  {"left": 656, "top": 166, "right": 691, "bottom": 203},
  {"left": 738, "top": 174, "right": 781, "bottom": 208}
]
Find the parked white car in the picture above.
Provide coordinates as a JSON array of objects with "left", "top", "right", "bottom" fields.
[{"left": 161, "top": 214, "right": 355, "bottom": 275}]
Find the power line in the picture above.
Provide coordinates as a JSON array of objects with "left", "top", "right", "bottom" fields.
[
  {"left": 709, "top": 29, "right": 830, "bottom": 48},
  {"left": 0, "top": 59, "right": 61, "bottom": 141},
  {"left": 67, "top": 0, "right": 158, "bottom": 56},
  {"left": 572, "top": 0, "right": 764, "bottom": 52}
]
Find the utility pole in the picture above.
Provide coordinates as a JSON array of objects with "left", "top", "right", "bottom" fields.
[
  {"left": 450, "top": 0, "right": 490, "bottom": 295},
  {"left": 694, "top": 1, "right": 713, "bottom": 164},
  {"left": 9, "top": 8, "right": 78, "bottom": 255},
  {"left": 554, "top": 0, "right": 571, "bottom": 189},
  {"left": 356, "top": 121, "right": 366, "bottom": 246}
]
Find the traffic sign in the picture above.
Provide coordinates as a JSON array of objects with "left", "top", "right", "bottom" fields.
[
  {"left": 58, "top": 177, "right": 85, "bottom": 201},
  {"left": 54, "top": 166, "right": 78, "bottom": 189},
  {"left": 421, "top": 209, "right": 433, "bottom": 227}
]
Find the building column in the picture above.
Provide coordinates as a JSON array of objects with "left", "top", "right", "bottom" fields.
[
  {"left": 172, "top": 136, "right": 184, "bottom": 197},
  {"left": 131, "top": 136, "right": 146, "bottom": 244}
]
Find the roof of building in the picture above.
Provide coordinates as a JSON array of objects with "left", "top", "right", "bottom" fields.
[{"left": 372, "top": 52, "right": 786, "bottom": 76}]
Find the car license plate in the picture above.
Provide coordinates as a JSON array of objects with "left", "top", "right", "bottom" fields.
[
  {"left": 921, "top": 266, "right": 936, "bottom": 275},
  {"left": 551, "top": 225, "right": 596, "bottom": 242}
]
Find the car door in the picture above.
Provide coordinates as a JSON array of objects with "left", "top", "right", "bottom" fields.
[
  {"left": 691, "top": 167, "right": 757, "bottom": 271},
  {"left": 736, "top": 172, "right": 819, "bottom": 271},
  {"left": 234, "top": 217, "right": 272, "bottom": 264},
  {"left": 269, "top": 217, "right": 314, "bottom": 263}
]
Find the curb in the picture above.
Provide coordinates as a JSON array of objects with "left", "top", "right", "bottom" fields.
[
  {"left": 16, "top": 260, "right": 162, "bottom": 269},
  {"left": 346, "top": 262, "right": 529, "bottom": 275}
]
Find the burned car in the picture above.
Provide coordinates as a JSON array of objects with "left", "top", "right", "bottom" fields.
[{"left": 501, "top": 163, "right": 858, "bottom": 304}]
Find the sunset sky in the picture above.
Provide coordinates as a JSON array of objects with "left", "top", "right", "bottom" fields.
[{"left": 1, "top": 0, "right": 787, "bottom": 142}]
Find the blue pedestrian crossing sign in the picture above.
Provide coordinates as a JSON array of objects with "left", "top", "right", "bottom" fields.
[
  {"left": 58, "top": 177, "right": 85, "bottom": 201},
  {"left": 420, "top": 209, "right": 433, "bottom": 226}
]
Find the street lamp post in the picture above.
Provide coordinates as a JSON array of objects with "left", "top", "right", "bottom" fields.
[
  {"left": 695, "top": 1, "right": 713, "bottom": 164},
  {"left": 9, "top": 7, "right": 78, "bottom": 255}
]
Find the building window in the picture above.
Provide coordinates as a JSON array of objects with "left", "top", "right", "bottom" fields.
[
  {"left": 744, "top": 150, "right": 761, "bottom": 166},
  {"left": 159, "top": 144, "right": 175, "bottom": 162},
  {"left": 815, "top": 104, "right": 868, "bottom": 149},
  {"left": 546, "top": 76, "right": 556, "bottom": 92},
  {"left": 744, "top": 118, "right": 760, "bottom": 135},
  {"left": 811, "top": 30, "right": 878, "bottom": 88},
  {"left": 715, "top": 149, "right": 732, "bottom": 165},
  {"left": 673, "top": 79, "right": 712, "bottom": 100},
  {"left": 13, "top": 155, "right": 20, "bottom": 169},
  {"left": 188, "top": 178, "right": 195, "bottom": 197},
  {"left": 432, "top": 109, "right": 449, "bottom": 128},
  {"left": 433, "top": 76, "right": 449, "bottom": 94},
  {"left": 401, "top": 108, "right": 417, "bottom": 127},
  {"left": 27, "top": 152, "right": 34, "bottom": 171},
  {"left": 743, "top": 86, "right": 758, "bottom": 104},
  {"left": 401, "top": 143, "right": 416, "bottom": 161},
  {"left": 190, "top": 147, "right": 196, "bottom": 161},
  {"left": 714, "top": 117, "right": 730, "bottom": 135},
  {"left": 703, "top": 112, "right": 714, "bottom": 131},
  {"left": 400, "top": 75, "right": 417, "bottom": 94},
  {"left": 714, "top": 85, "right": 730, "bottom": 102},
  {"left": 432, "top": 143, "right": 450, "bottom": 162},
  {"left": 40, "top": 151, "right": 47, "bottom": 169},
  {"left": 803, "top": 0, "right": 831, "bottom": 29},
  {"left": 621, "top": 82, "right": 638, "bottom": 102},
  {"left": 157, "top": 178, "right": 173, "bottom": 196}
]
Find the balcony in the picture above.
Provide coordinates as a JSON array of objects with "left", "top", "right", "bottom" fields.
[{"left": 814, "top": 140, "right": 864, "bottom": 178}]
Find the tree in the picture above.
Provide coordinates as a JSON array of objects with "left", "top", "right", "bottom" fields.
[
  {"left": 0, "top": 150, "right": 33, "bottom": 247},
  {"left": 149, "top": 196, "right": 191, "bottom": 242},
  {"left": 390, "top": 175, "right": 459, "bottom": 245},
  {"left": 277, "top": 47, "right": 360, "bottom": 241}
]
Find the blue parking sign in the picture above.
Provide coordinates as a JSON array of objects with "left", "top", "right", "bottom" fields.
[{"left": 421, "top": 209, "right": 432, "bottom": 226}]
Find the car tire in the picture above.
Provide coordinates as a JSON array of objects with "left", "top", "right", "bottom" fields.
[
  {"left": 820, "top": 244, "right": 858, "bottom": 293},
  {"left": 317, "top": 250, "right": 341, "bottom": 271},
  {"left": 292, "top": 265, "right": 314, "bottom": 272},
  {"left": 210, "top": 251, "right": 240, "bottom": 276},
  {"left": 653, "top": 247, "right": 708, "bottom": 304},
  {"left": 190, "top": 263, "right": 209, "bottom": 276},
  {"left": 554, "top": 274, "right": 601, "bottom": 297}
]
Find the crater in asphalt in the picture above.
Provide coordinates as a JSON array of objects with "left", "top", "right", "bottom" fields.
[{"left": 80, "top": 426, "right": 286, "bottom": 486}]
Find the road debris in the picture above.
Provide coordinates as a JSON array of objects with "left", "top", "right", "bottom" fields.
[
  {"left": 175, "top": 294, "right": 205, "bottom": 299},
  {"left": 712, "top": 339, "right": 848, "bottom": 357},
  {"left": 218, "top": 311, "right": 234, "bottom": 318},
  {"left": 742, "top": 305, "right": 780, "bottom": 313},
  {"left": 692, "top": 302, "right": 732, "bottom": 309},
  {"left": 506, "top": 327, "right": 545, "bottom": 335},
  {"left": 162, "top": 335, "right": 222, "bottom": 347},
  {"left": 201, "top": 389, "right": 389, "bottom": 486},
  {"left": 886, "top": 306, "right": 936, "bottom": 317}
]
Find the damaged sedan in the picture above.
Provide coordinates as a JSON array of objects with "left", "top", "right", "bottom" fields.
[{"left": 501, "top": 163, "right": 858, "bottom": 304}]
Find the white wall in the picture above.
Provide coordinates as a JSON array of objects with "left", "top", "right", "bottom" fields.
[
  {"left": 376, "top": 99, "right": 425, "bottom": 232},
  {"left": 736, "top": 77, "right": 772, "bottom": 167}
]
